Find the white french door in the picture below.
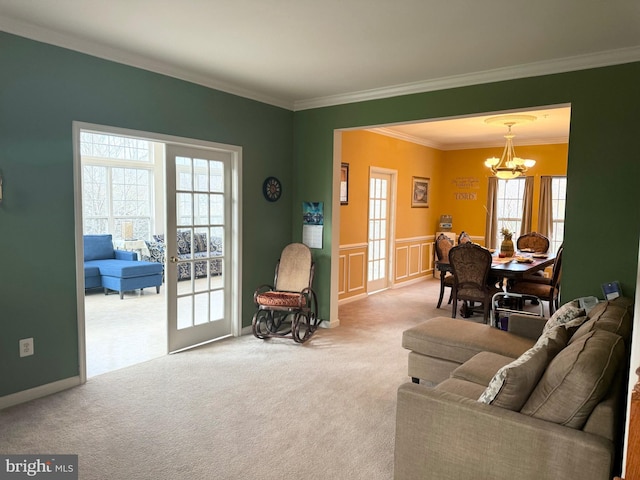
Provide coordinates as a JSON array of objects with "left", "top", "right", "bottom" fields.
[
  {"left": 165, "top": 144, "right": 233, "bottom": 352},
  {"left": 367, "top": 170, "right": 395, "bottom": 293}
]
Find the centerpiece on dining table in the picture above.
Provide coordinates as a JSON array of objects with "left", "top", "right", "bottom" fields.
[{"left": 499, "top": 227, "right": 515, "bottom": 257}]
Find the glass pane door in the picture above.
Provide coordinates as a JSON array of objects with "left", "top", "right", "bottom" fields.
[
  {"left": 165, "top": 144, "right": 232, "bottom": 352},
  {"left": 367, "top": 172, "right": 391, "bottom": 293}
]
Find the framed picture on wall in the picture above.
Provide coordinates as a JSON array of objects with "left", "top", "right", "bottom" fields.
[
  {"left": 340, "top": 163, "right": 349, "bottom": 205},
  {"left": 411, "top": 176, "right": 430, "bottom": 208}
]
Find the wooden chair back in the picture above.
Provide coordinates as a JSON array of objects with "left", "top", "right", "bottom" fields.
[
  {"left": 449, "top": 242, "right": 492, "bottom": 295},
  {"left": 516, "top": 232, "right": 550, "bottom": 253},
  {"left": 274, "top": 243, "right": 314, "bottom": 293},
  {"left": 435, "top": 233, "right": 454, "bottom": 263},
  {"left": 458, "top": 231, "right": 472, "bottom": 244}
]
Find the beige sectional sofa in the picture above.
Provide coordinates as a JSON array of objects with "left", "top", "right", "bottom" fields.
[{"left": 394, "top": 297, "right": 633, "bottom": 480}]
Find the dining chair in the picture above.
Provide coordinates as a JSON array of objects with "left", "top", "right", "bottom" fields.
[
  {"left": 458, "top": 231, "right": 472, "bottom": 244},
  {"left": 449, "top": 242, "right": 502, "bottom": 323},
  {"left": 516, "top": 231, "right": 550, "bottom": 253},
  {"left": 513, "top": 232, "right": 551, "bottom": 286},
  {"left": 507, "top": 245, "right": 563, "bottom": 316},
  {"left": 434, "top": 233, "right": 454, "bottom": 308}
]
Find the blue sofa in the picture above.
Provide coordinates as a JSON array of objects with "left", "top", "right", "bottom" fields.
[{"left": 84, "top": 234, "right": 163, "bottom": 299}]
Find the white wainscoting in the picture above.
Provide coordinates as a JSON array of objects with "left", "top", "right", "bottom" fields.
[
  {"left": 338, "top": 243, "right": 368, "bottom": 302},
  {"left": 339, "top": 237, "right": 435, "bottom": 302},
  {"left": 394, "top": 236, "right": 433, "bottom": 285}
]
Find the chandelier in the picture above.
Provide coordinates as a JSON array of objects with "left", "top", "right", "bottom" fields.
[{"left": 484, "top": 115, "right": 536, "bottom": 179}]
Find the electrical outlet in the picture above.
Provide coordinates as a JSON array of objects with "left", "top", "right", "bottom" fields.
[{"left": 19, "top": 338, "right": 34, "bottom": 357}]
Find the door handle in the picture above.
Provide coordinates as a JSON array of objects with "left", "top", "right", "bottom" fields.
[{"left": 169, "top": 256, "right": 179, "bottom": 263}]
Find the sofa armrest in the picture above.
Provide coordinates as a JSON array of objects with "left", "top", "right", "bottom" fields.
[
  {"left": 394, "top": 382, "right": 614, "bottom": 480},
  {"left": 506, "top": 314, "right": 547, "bottom": 340},
  {"left": 114, "top": 249, "right": 138, "bottom": 261},
  {"left": 143, "top": 241, "right": 166, "bottom": 264}
]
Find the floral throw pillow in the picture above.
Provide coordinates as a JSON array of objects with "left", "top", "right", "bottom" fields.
[
  {"left": 176, "top": 231, "right": 192, "bottom": 255},
  {"left": 478, "top": 326, "right": 569, "bottom": 410},
  {"left": 543, "top": 300, "right": 586, "bottom": 333}
]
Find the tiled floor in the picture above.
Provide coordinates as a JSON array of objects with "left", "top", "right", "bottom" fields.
[
  {"left": 84, "top": 287, "right": 167, "bottom": 378},
  {"left": 84, "top": 275, "right": 229, "bottom": 377}
]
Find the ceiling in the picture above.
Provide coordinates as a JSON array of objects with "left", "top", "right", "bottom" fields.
[
  {"left": 368, "top": 106, "right": 572, "bottom": 149},
  {"left": 1, "top": 0, "right": 639, "bottom": 145}
]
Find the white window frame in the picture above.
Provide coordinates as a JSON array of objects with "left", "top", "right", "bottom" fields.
[
  {"left": 80, "top": 132, "right": 158, "bottom": 241},
  {"left": 550, "top": 176, "right": 567, "bottom": 254},
  {"left": 495, "top": 178, "right": 525, "bottom": 245}
]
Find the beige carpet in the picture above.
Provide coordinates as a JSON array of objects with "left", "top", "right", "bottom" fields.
[{"left": 1, "top": 279, "right": 532, "bottom": 479}]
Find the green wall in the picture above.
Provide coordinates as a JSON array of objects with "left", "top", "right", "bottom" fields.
[
  {"left": 293, "top": 63, "right": 640, "bottom": 319},
  {"left": 2, "top": 28, "right": 640, "bottom": 402},
  {"left": 0, "top": 32, "right": 293, "bottom": 397}
]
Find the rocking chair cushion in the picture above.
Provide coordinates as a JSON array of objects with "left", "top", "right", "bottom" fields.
[{"left": 256, "top": 291, "right": 306, "bottom": 307}]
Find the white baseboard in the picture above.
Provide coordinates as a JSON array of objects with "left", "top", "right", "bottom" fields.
[
  {"left": 0, "top": 376, "right": 81, "bottom": 410},
  {"left": 392, "top": 276, "right": 430, "bottom": 288},
  {"left": 241, "top": 316, "right": 337, "bottom": 335},
  {"left": 320, "top": 318, "right": 339, "bottom": 328},
  {"left": 338, "top": 277, "right": 429, "bottom": 305},
  {"left": 338, "top": 292, "right": 368, "bottom": 305}
]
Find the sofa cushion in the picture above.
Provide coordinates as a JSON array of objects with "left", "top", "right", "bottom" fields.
[
  {"left": 256, "top": 291, "right": 307, "bottom": 308},
  {"left": 90, "top": 259, "right": 163, "bottom": 279},
  {"left": 84, "top": 265, "right": 101, "bottom": 278},
  {"left": 210, "top": 236, "right": 223, "bottom": 253},
  {"left": 543, "top": 300, "right": 585, "bottom": 332},
  {"left": 451, "top": 352, "right": 515, "bottom": 386},
  {"left": 570, "top": 300, "right": 633, "bottom": 344},
  {"left": 402, "top": 317, "right": 535, "bottom": 365},
  {"left": 521, "top": 329, "right": 624, "bottom": 428},
  {"left": 193, "top": 232, "right": 209, "bottom": 253},
  {"left": 84, "top": 234, "right": 115, "bottom": 261},
  {"left": 434, "top": 377, "right": 487, "bottom": 400},
  {"left": 478, "top": 326, "right": 569, "bottom": 411}
]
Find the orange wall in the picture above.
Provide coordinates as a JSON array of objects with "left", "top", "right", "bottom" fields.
[
  {"left": 441, "top": 144, "right": 569, "bottom": 238},
  {"left": 340, "top": 130, "right": 444, "bottom": 245},
  {"left": 341, "top": 130, "right": 568, "bottom": 244}
]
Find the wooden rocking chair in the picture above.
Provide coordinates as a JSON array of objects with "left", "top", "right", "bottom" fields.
[{"left": 252, "top": 243, "right": 319, "bottom": 343}]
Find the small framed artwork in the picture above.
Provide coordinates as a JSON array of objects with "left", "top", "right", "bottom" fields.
[
  {"left": 340, "top": 163, "right": 349, "bottom": 205},
  {"left": 411, "top": 176, "right": 430, "bottom": 208}
]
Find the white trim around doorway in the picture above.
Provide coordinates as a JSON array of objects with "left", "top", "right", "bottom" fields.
[{"left": 72, "top": 121, "right": 243, "bottom": 384}]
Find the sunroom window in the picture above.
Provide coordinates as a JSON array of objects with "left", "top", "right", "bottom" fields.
[{"left": 81, "top": 132, "right": 155, "bottom": 241}]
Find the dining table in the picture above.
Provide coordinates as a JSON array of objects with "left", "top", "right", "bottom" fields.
[{"left": 490, "top": 250, "right": 556, "bottom": 281}]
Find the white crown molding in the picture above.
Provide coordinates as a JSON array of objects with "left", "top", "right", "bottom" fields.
[
  {"left": 294, "top": 46, "right": 640, "bottom": 111},
  {"left": 368, "top": 127, "right": 569, "bottom": 150},
  {"left": 3, "top": 16, "right": 640, "bottom": 113},
  {"left": 369, "top": 127, "right": 444, "bottom": 149},
  {"left": 0, "top": 18, "right": 295, "bottom": 110},
  {"left": 446, "top": 136, "right": 570, "bottom": 150}
]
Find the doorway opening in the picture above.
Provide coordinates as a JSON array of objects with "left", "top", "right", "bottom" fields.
[
  {"left": 74, "top": 123, "right": 243, "bottom": 381},
  {"left": 367, "top": 168, "right": 397, "bottom": 294},
  {"left": 333, "top": 105, "right": 571, "bottom": 316}
]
